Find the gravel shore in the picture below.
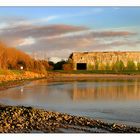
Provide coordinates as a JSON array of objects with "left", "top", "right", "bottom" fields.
[{"left": 0, "top": 105, "right": 140, "bottom": 133}]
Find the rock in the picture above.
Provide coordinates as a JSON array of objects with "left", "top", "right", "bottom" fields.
[
  {"left": 56, "top": 117, "right": 63, "bottom": 122},
  {"left": 87, "top": 121, "right": 90, "bottom": 125},
  {"left": 0, "top": 105, "right": 140, "bottom": 133},
  {"left": 64, "top": 115, "right": 70, "bottom": 121}
]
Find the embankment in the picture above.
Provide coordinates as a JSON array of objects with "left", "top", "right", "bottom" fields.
[{"left": 0, "top": 71, "right": 46, "bottom": 90}]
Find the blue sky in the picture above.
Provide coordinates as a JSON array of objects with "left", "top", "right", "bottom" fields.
[
  {"left": 0, "top": 7, "right": 140, "bottom": 59},
  {"left": 0, "top": 7, "right": 140, "bottom": 28}
]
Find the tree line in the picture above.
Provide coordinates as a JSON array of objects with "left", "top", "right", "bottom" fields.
[
  {"left": 48, "top": 59, "right": 140, "bottom": 71},
  {"left": 0, "top": 41, "right": 50, "bottom": 72},
  {"left": 44, "top": 59, "right": 140, "bottom": 71},
  {"left": 88, "top": 60, "right": 140, "bottom": 71},
  {"left": 1, "top": 40, "right": 139, "bottom": 72}
]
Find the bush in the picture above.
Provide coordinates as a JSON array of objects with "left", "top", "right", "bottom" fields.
[
  {"left": 62, "top": 63, "right": 73, "bottom": 71},
  {"left": 126, "top": 60, "right": 136, "bottom": 70},
  {"left": 137, "top": 62, "right": 140, "bottom": 70},
  {"left": 105, "top": 62, "right": 111, "bottom": 70},
  {"left": 112, "top": 60, "right": 125, "bottom": 71},
  {"left": 94, "top": 61, "right": 99, "bottom": 70},
  {"left": 54, "top": 60, "right": 67, "bottom": 70}
]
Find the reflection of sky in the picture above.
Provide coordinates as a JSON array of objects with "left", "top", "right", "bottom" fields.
[{"left": 0, "top": 7, "right": 140, "bottom": 59}]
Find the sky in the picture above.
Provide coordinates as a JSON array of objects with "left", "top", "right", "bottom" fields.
[{"left": 0, "top": 7, "right": 140, "bottom": 59}]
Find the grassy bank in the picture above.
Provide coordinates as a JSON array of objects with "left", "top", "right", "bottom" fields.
[
  {"left": 53, "top": 70, "right": 140, "bottom": 75},
  {"left": 0, "top": 70, "right": 47, "bottom": 90},
  {"left": 0, "top": 70, "right": 23, "bottom": 75},
  {"left": 0, "top": 70, "right": 46, "bottom": 82}
]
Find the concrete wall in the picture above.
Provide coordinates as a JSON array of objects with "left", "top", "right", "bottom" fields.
[{"left": 69, "top": 52, "right": 140, "bottom": 70}]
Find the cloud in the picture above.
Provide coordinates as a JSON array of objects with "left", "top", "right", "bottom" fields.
[
  {"left": 0, "top": 8, "right": 103, "bottom": 30},
  {"left": 0, "top": 16, "right": 61, "bottom": 34},
  {"left": 0, "top": 24, "right": 86, "bottom": 38},
  {"left": 18, "top": 31, "right": 140, "bottom": 58},
  {"left": 0, "top": 24, "right": 87, "bottom": 49},
  {"left": 40, "top": 30, "right": 136, "bottom": 40},
  {"left": 0, "top": 16, "right": 139, "bottom": 59},
  {"left": 18, "top": 37, "right": 36, "bottom": 47}
]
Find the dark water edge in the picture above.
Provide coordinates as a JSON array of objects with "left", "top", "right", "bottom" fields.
[{"left": 0, "top": 104, "right": 140, "bottom": 133}]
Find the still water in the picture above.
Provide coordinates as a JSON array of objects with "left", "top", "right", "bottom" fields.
[{"left": 0, "top": 78, "right": 140, "bottom": 126}]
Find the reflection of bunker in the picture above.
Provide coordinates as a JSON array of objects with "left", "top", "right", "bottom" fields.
[
  {"left": 76, "top": 63, "right": 87, "bottom": 70},
  {"left": 72, "top": 80, "right": 140, "bottom": 101}
]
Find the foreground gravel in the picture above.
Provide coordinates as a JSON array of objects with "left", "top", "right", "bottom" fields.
[{"left": 0, "top": 105, "right": 140, "bottom": 133}]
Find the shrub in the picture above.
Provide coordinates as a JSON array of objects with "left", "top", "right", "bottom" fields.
[
  {"left": 126, "top": 60, "right": 136, "bottom": 70},
  {"left": 137, "top": 62, "right": 140, "bottom": 70},
  {"left": 62, "top": 63, "right": 73, "bottom": 71},
  {"left": 112, "top": 60, "right": 125, "bottom": 71}
]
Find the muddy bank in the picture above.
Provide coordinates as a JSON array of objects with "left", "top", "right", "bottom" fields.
[
  {"left": 0, "top": 105, "right": 140, "bottom": 133},
  {"left": 46, "top": 72, "right": 140, "bottom": 83}
]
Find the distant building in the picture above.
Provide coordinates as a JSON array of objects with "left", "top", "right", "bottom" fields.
[{"left": 69, "top": 51, "right": 140, "bottom": 70}]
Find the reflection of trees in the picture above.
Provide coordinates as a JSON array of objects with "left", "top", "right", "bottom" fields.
[
  {"left": 0, "top": 81, "right": 49, "bottom": 101},
  {"left": 0, "top": 88, "right": 27, "bottom": 100},
  {"left": 72, "top": 80, "right": 140, "bottom": 101}
]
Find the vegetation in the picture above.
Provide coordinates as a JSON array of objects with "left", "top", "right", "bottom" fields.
[
  {"left": 0, "top": 41, "right": 49, "bottom": 73},
  {"left": 112, "top": 60, "right": 125, "bottom": 72},
  {"left": 49, "top": 58, "right": 140, "bottom": 75},
  {"left": 62, "top": 63, "right": 73, "bottom": 71},
  {"left": 94, "top": 60, "right": 99, "bottom": 70},
  {"left": 126, "top": 60, "right": 136, "bottom": 70},
  {"left": 137, "top": 62, "right": 140, "bottom": 70},
  {"left": 51, "top": 58, "right": 140, "bottom": 75},
  {"left": 105, "top": 62, "right": 111, "bottom": 70},
  {"left": 53, "top": 70, "right": 140, "bottom": 75},
  {"left": 53, "top": 60, "right": 67, "bottom": 70},
  {"left": 0, "top": 69, "right": 23, "bottom": 75},
  {"left": 48, "top": 60, "right": 68, "bottom": 70}
]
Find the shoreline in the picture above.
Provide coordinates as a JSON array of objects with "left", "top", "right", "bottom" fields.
[
  {"left": 1, "top": 73, "right": 140, "bottom": 91},
  {"left": 0, "top": 77, "right": 46, "bottom": 91},
  {"left": 46, "top": 72, "right": 140, "bottom": 83},
  {"left": 0, "top": 104, "right": 140, "bottom": 133},
  {"left": 0, "top": 71, "right": 46, "bottom": 91}
]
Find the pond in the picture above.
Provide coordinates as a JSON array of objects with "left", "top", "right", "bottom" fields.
[{"left": 0, "top": 78, "right": 140, "bottom": 127}]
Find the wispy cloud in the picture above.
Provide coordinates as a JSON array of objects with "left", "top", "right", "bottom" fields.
[
  {"left": 40, "top": 29, "right": 136, "bottom": 40},
  {"left": 18, "top": 37, "right": 36, "bottom": 47},
  {"left": 0, "top": 8, "right": 103, "bottom": 30},
  {"left": 0, "top": 16, "right": 59, "bottom": 30}
]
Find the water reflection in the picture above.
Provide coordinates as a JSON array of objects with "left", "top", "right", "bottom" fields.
[
  {"left": 72, "top": 79, "right": 140, "bottom": 101},
  {"left": 0, "top": 79, "right": 140, "bottom": 103},
  {"left": 1, "top": 79, "right": 140, "bottom": 126}
]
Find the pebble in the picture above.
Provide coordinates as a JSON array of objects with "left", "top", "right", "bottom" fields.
[{"left": 0, "top": 105, "right": 140, "bottom": 133}]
